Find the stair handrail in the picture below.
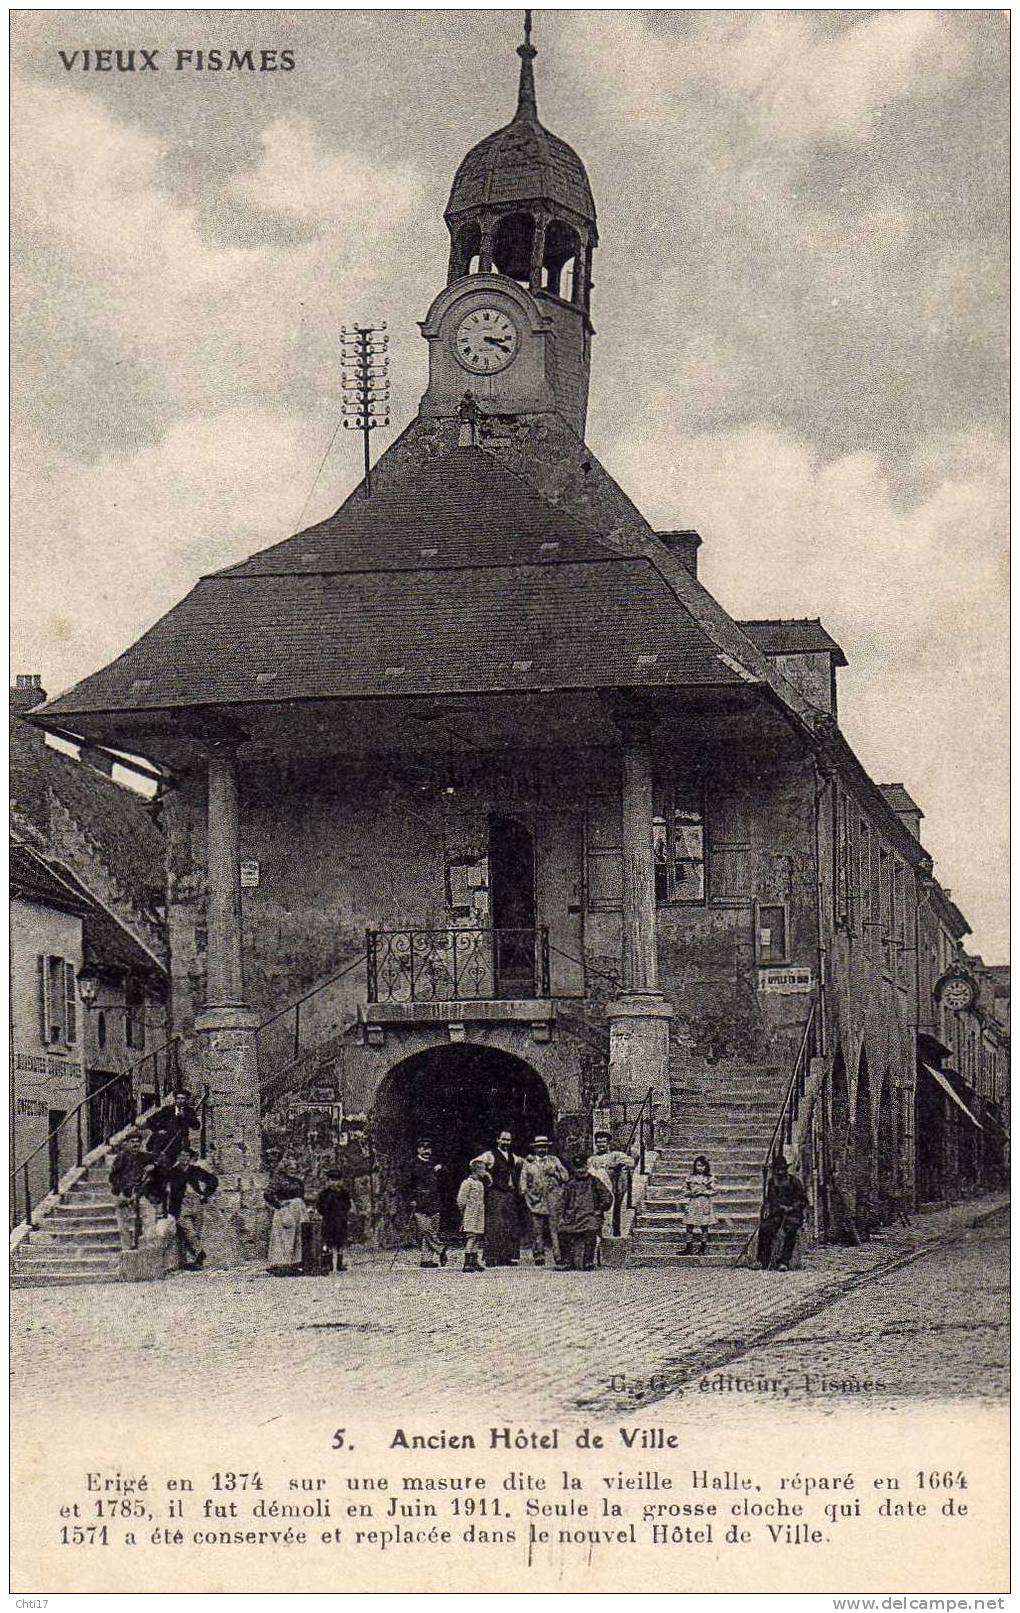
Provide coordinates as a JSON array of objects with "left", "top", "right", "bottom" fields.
[
  {"left": 732, "top": 1002, "right": 818, "bottom": 1268},
  {"left": 10, "top": 1035, "right": 184, "bottom": 1231},
  {"left": 617, "top": 1085, "right": 657, "bottom": 1234},
  {"left": 254, "top": 952, "right": 366, "bottom": 1085}
]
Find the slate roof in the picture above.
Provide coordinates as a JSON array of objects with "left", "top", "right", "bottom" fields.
[
  {"left": 218, "top": 448, "right": 612, "bottom": 576},
  {"left": 10, "top": 839, "right": 90, "bottom": 915},
  {"left": 448, "top": 115, "right": 596, "bottom": 225},
  {"left": 739, "top": 618, "right": 848, "bottom": 666},
  {"left": 10, "top": 713, "right": 165, "bottom": 918},
  {"left": 37, "top": 447, "right": 753, "bottom": 720}
]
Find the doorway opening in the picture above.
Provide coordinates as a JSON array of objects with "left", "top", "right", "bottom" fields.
[
  {"left": 48, "top": 1109, "right": 66, "bottom": 1193},
  {"left": 876, "top": 1076, "right": 897, "bottom": 1221},
  {"left": 488, "top": 812, "right": 537, "bottom": 997},
  {"left": 370, "top": 1043, "right": 555, "bottom": 1243}
]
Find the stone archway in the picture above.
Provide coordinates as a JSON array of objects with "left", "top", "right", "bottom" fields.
[{"left": 370, "top": 1043, "right": 556, "bottom": 1244}]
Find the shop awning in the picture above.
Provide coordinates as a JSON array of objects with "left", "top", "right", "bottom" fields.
[{"left": 920, "top": 1063, "right": 984, "bottom": 1130}]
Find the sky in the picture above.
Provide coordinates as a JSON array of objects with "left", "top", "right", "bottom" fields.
[{"left": 10, "top": 7, "right": 1009, "bottom": 957}]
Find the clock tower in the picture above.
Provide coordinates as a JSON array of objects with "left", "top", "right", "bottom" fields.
[{"left": 419, "top": 13, "right": 597, "bottom": 439}]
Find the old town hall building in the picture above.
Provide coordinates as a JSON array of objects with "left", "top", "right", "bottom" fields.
[{"left": 31, "top": 20, "right": 1006, "bottom": 1260}]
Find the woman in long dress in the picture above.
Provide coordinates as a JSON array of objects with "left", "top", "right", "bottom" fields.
[
  {"left": 266, "top": 1181, "right": 310, "bottom": 1275},
  {"left": 471, "top": 1130, "right": 523, "bottom": 1267}
]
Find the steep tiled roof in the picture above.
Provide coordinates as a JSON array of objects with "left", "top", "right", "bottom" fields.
[
  {"left": 739, "top": 618, "right": 848, "bottom": 666},
  {"left": 10, "top": 714, "right": 165, "bottom": 919},
  {"left": 10, "top": 839, "right": 90, "bottom": 915},
  {"left": 218, "top": 448, "right": 613, "bottom": 576},
  {"left": 37, "top": 447, "right": 753, "bottom": 720}
]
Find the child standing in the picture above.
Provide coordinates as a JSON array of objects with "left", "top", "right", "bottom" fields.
[
  {"left": 456, "top": 1160, "right": 488, "bottom": 1272},
  {"left": 683, "top": 1155, "right": 716, "bottom": 1257},
  {"left": 315, "top": 1169, "right": 352, "bottom": 1274}
]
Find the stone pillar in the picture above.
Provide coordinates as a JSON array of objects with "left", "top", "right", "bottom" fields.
[
  {"left": 194, "top": 742, "right": 266, "bottom": 1261},
  {"left": 606, "top": 718, "right": 673, "bottom": 1125},
  {"left": 479, "top": 213, "right": 496, "bottom": 274},
  {"left": 529, "top": 211, "right": 548, "bottom": 293}
]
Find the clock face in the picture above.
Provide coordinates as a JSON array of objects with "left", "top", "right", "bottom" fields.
[
  {"left": 942, "top": 978, "right": 974, "bottom": 1011},
  {"left": 453, "top": 307, "right": 519, "bottom": 374}
]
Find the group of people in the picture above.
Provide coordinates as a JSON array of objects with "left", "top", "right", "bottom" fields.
[
  {"left": 108, "top": 1086, "right": 219, "bottom": 1269},
  {"left": 265, "top": 1167, "right": 352, "bottom": 1276},
  {"left": 407, "top": 1129, "right": 638, "bottom": 1273}
]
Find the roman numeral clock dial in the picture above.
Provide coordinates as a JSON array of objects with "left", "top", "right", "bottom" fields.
[{"left": 453, "top": 307, "right": 519, "bottom": 374}]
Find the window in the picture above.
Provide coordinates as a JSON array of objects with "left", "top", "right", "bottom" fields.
[
  {"left": 707, "top": 785, "right": 750, "bottom": 905},
  {"left": 97, "top": 1011, "right": 107, "bottom": 1051},
  {"left": 859, "top": 820, "right": 873, "bottom": 956},
  {"left": 125, "top": 978, "right": 146, "bottom": 1051},
  {"left": 847, "top": 808, "right": 858, "bottom": 932},
  {"left": 879, "top": 849, "right": 892, "bottom": 974},
  {"left": 755, "top": 902, "right": 788, "bottom": 965},
  {"left": 586, "top": 798, "right": 622, "bottom": 912},
  {"left": 37, "top": 955, "right": 76, "bottom": 1047},
  {"left": 653, "top": 782, "right": 705, "bottom": 904},
  {"left": 893, "top": 862, "right": 908, "bottom": 986},
  {"left": 834, "top": 788, "right": 850, "bottom": 927}
]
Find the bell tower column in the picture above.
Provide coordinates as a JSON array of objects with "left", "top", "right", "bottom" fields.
[{"left": 606, "top": 709, "right": 673, "bottom": 1124}]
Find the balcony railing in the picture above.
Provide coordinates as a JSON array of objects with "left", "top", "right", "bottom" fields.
[{"left": 366, "top": 926, "right": 551, "bottom": 1004}]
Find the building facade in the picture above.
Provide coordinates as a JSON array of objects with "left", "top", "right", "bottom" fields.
[{"left": 29, "top": 24, "right": 1006, "bottom": 1256}]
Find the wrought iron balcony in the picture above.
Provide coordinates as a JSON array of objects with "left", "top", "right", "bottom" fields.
[{"left": 366, "top": 926, "right": 551, "bottom": 1004}]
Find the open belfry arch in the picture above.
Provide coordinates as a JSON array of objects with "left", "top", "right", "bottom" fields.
[{"left": 31, "top": 13, "right": 950, "bottom": 1258}]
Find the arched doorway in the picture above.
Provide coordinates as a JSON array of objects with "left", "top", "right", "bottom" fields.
[
  {"left": 876, "top": 1076, "right": 897, "bottom": 1222},
  {"left": 853, "top": 1051, "right": 874, "bottom": 1234},
  {"left": 370, "top": 1044, "right": 555, "bottom": 1243}
]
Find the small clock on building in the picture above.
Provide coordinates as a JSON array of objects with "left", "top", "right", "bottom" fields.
[
  {"left": 453, "top": 307, "right": 519, "bottom": 374},
  {"left": 939, "top": 974, "right": 975, "bottom": 1012}
]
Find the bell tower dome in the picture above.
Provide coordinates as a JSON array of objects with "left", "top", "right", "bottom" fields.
[{"left": 436, "top": 12, "right": 598, "bottom": 438}]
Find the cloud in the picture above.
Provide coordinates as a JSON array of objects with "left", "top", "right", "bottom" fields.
[{"left": 229, "top": 115, "right": 423, "bottom": 229}]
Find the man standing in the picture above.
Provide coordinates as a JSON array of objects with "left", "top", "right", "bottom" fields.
[
  {"left": 163, "top": 1147, "right": 219, "bottom": 1270},
  {"left": 587, "top": 1130, "right": 637, "bottom": 1238},
  {"left": 146, "top": 1087, "right": 200, "bottom": 1170},
  {"left": 472, "top": 1129, "right": 524, "bottom": 1267},
  {"left": 757, "top": 1156, "right": 809, "bottom": 1270},
  {"left": 406, "top": 1140, "right": 447, "bottom": 1269},
  {"left": 519, "top": 1136, "right": 569, "bottom": 1266}
]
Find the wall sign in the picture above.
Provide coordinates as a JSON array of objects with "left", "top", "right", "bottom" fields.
[
  {"left": 758, "top": 966, "right": 813, "bottom": 995},
  {"left": 240, "top": 859, "right": 261, "bottom": 888}
]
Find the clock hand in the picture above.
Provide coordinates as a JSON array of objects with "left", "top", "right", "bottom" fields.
[{"left": 483, "top": 336, "right": 511, "bottom": 349}]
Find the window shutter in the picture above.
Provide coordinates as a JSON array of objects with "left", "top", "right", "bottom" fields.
[
  {"left": 37, "top": 954, "right": 49, "bottom": 1043},
  {"left": 63, "top": 961, "right": 77, "bottom": 1044}
]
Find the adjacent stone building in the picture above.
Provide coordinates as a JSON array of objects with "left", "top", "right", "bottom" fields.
[{"left": 28, "top": 23, "right": 1006, "bottom": 1256}]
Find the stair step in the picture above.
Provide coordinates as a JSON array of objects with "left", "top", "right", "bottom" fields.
[
  {"left": 28, "top": 1229, "right": 123, "bottom": 1249},
  {"left": 12, "top": 1271, "right": 123, "bottom": 1288}
]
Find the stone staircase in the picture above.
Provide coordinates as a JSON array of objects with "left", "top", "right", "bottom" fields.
[
  {"left": 630, "top": 1066, "right": 783, "bottom": 1266},
  {"left": 11, "top": 1162, "right": 124, "bottom": 1288}
]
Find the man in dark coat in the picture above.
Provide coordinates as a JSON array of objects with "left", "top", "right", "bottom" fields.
[
  {"left": 406, "top": 1140, "right": 447, "bottom": 1268},
  {"left": 163, "top": 1147, "right": 219, "bottom": 1269},
  {"left": 557, "top": 1157, "right": 613, "bottom": 1270},
  {"left": 316, "top": 1169, "right": 352, "bottom": 1273},
  {"left": 146, "top": 1087, "right": 199, "bottom": 1169},
  {"left": 757, "top": 1157, "right": 809, "bottom": 1270}
]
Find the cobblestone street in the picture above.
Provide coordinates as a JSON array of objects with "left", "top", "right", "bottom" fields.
[{"left": 10, "top": 1195, "right": 1007, "bottom": 1425}]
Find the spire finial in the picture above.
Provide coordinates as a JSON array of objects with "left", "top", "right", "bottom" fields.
[{"left": 515, "top": 8, "right": 538, "bottom": 120}]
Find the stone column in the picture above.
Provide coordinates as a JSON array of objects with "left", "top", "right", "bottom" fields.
[
  {"left": 606, "top": 715, "right": 673, "bottom": 1125},
  {"left": 194, "top": 741, "right": 266, "bottom": 1261},
  {"left": 529, "top": 211, "right": 548, "bottom": 293},
  {"left": 478, "top": 213, "right": 496, "bottom": 275}
]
